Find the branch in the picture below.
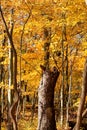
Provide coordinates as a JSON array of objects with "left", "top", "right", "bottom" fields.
[
  {"left": 20, "top": 4, "right": 33, "bottom": 49},
  {"left": 0, "top": 6, "right": 11, "bottom": 40},
  {"left": 0, "top": 6, "right": 16, "bottom": 53},
  {"left": 10, "top": 8, "right": 14, "bottom": 36},
  {"left": 82, "top": 108, "right": 87, "bottom": 118}
]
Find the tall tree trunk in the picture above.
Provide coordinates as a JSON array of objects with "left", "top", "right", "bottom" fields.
[
  {"left": 9, "top": 26, "right": 18, "bottom": 130},
  {"left": 66, "top": 59, "right": 72, "bottom": 128},
  {"left": 0, "top": 58, "right": 4, "bottom": 130},
  {"left": 65, "top": 44, "right": 69, "bottom": 128},
  {"left": 60, "top": 38, "right": 64, "bottom": 127},
  {"left": 31, "top": 92, "right": 36, "bottom": 123},
  {"left": 0, "top": 7, "right": 19, "bottom": 130},
  {"left": 37, "top": 66, "right": 59, "bottom": 130},
  {"left": 23, "top": 83, "right": 27, "bottom": 117},
  {"left": 0, "top": 29, "right": 6, "bottom": 130},
  {"left": 37, "top": 27, "right": 59, "bottom": 130},
  {"left": 17, "top": 6, "right": 32, "bottom": 118},
  {"left": 73, "top": 58, "right": 87, "bottom": 130},
  {"left": 7, "top": 44, "right": 13, "bottom": 130},
  {"left": 7, "top": 9, "right": 14, "bottom": 130},
  {"left": 60, "top": 13, "right": 67, "bottom": 127}
]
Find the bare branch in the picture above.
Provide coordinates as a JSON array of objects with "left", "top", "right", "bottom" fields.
[
  {"left": 0, "top": 6, "right": 11, "bottom": 40},
  {"left": 0, "top": 6, "right": 15, "bottom": 53},
  {"left": 20, "top": 4, "right": 33, "bottom": 49}
]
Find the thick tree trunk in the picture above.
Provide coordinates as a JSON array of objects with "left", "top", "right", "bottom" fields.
[{"left": 37, "top": 66, "right": 59, "bottom": 130}]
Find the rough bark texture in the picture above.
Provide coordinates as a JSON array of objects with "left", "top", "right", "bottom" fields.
[{"left": 37, "top": 66, "right": 59, "bottom": 130}]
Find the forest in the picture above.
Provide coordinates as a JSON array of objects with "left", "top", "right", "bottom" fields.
[{"left": 0, "top": 0, "right": 87, "bottom": 130}]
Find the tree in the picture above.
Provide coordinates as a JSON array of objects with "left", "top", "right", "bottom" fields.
[
  {"left": 0, "top": 6, "right": 19, "bottom": 130},
  {"left": 0, "top": 29, "right": 6, "bottom": 130},
  {"left": 37, "top": 28, "right": 60, "bottom": 130},
  {"left": 0, "top": 0, "right": 87, "bottom": 129},
  {"left": 73, "top": 58, "right": 87, "bottom": 130},
  {"left": 37, "top": 66, "right": 59, "bottom": 130},
  {"left": 7, "top": 8, "right": 14, "bottom": 130}
]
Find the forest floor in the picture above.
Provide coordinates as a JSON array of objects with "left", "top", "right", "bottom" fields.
[
  {"left": 1, "top": 105, "right": 86, "bottom": 130},
  {"left": 1, "top": 119, "right": 71, "bottom": 130},
  {"left": 1, "top": 111, "right": 37, "bottom": 130},
  {"left": 1, "top": 111, "right": 71, "bottom": 130}
]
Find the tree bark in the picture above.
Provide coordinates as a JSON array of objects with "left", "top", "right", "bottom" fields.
[
  {"left": 37, "top": 66, "right": 59, "bottom": 130},
  {"left": 0, "top": 29, "right": 6, "bottom": 130},
  {"left": 73, "top": 58, "right": 87, "bottom": 130},
  {"left": 61, "top": 15, "right": 67, "bottom": 126},
  {"left": 7, "top": 9, "right": 14, "bottom": 130},
  {"left": 0, "top": 7, "right": 19, "bottom": 130}
]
